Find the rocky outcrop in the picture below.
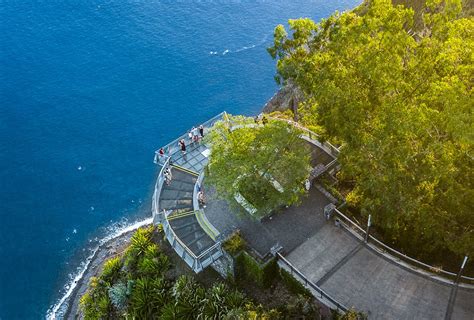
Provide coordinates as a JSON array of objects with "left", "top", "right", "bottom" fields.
[{"left": 263, "top": 83, "right": 303, "bottom": 115}]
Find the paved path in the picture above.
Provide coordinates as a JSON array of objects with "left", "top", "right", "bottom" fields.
[
  {"left": 205, "top": 185, "right": 331, "bottom": 256},
  {"left": 286, "top": 223, "right": 474, "bottom": 319}
]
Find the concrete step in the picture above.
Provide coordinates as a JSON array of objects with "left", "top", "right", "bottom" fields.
[
  {"left": 161, "top": 189, "right": 193, "bottom": 199},
  {"left": 159, "top": 202, "right": 193, "bottom": 212}
]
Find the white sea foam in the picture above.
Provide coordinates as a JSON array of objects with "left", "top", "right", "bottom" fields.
[
  {"left": 46, "top": 217, "right": 153, "bottom": 319},
  {"left": 213, "top": 33, "right": 270, "bottom": 56}
]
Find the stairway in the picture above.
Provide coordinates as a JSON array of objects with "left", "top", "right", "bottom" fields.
[{"left": 159, "top": 166, "right": 198, "bottom": 214}]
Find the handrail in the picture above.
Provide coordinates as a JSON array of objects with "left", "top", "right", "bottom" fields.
[
  {"left": 332, "top": 208, "right": 474, "bottom": 283},
  {"left": 153, "top": 157, "right": 171, "bottom": 220},
  {"left": 333, "top": 208, "right": 366, "bottom": 235},
  {"left": 195, "top": 209, "right": 220, "bottom": 241},
  {"left": 162, "top": 216, "right": 199, "bottom": 259},
  {"left": 154, "top": 112, "right": 225, "bottom": 161},
  {"left": 277, "top": 252, "right": 348, "bottom": 312},
  {"left": 197, "top": 241, "right": 222, "bottom": 259}
]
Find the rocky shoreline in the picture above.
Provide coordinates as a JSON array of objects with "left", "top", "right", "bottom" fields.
[{"left": 62, "top": 226, "right": 150, "bottom": 319}]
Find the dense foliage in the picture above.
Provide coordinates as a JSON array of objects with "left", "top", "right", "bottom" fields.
[
  {"left": 268, "top": 0, "right": 473, "bottom": 263},
  {"left": 80, "top": 226, "right": 323, "bottom": 319},
  {"left": 205, "top": 115, "right": 311, "bottom": 217}
]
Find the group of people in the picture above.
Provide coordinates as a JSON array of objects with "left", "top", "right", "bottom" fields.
[
  {"left": 156, "top": 124, "right": 206, "bottom": 163},
  {"left": 188, "top": 125, "right": 204, "bottom": 143},
  {"left": 181, "top": 124, "right": 205, "bottom": 155}
]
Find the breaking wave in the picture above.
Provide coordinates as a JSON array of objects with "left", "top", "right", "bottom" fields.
[{"left": 46, "top": 217, "right": 153, "bottom": 319}]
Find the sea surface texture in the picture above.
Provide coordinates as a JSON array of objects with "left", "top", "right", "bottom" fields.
[{"left": 0, "top": 0, "right": 359, "bottom": 318}]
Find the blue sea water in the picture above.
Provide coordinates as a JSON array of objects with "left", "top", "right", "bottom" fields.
[{"left": 0, "top": 1, "right": 359, "bottom": 318}]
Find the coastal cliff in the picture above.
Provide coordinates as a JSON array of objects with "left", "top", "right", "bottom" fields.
[{"left": 262, "top": 83, "right": 302, "bottom": 115}]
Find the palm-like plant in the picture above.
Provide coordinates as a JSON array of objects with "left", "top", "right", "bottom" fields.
[
  {"left": 200, "top": 283, "right": 244, "bottom": 319},
  {"left": 101, "top": 256, "right": 122, "bottom": 282},
  {"left": 130, "top": 226, "right": 154, "bottom": 258}
]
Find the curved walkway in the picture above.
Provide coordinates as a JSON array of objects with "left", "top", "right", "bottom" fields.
[
  {"left": 286, "top": 223, "right": 474, "bottom": 319},
  {"left": 153, "top": 113, "right": 474, "bottom": 319}
]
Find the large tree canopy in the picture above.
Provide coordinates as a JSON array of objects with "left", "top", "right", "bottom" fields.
[
  {"left": 269, "top": 0, "right": 473, "bottom": 261},
  {"left": 205, "top": 116, "right": 311, "bottom": 217}
]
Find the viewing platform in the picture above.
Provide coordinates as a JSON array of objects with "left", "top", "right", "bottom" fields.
[
  {"left": 152, "top": 113, "right": 224, "bottom": 273},
  {"left": 151, "top": 112, "right": 474, "bottom": 319}
]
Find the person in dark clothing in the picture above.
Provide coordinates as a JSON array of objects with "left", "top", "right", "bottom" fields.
[
  {"left": 157, "top": 147, "right": 166, "bottom": 164},
  {"left": 179, "top": 139, "right": 186, "bottom": 154},
  {"left": 199, "top": 125, "right": 204, "bottom": 137}
]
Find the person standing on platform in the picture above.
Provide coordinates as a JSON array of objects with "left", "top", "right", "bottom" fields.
[
  {"left": 199, "top": 125, "right": 204, "bottom": 138},
  {"left": 179, "top": 139, "right": 186, "bottom": 155},
  {"left": 164, "top": 168, "right": 172, "bottom": 185},
  {"left": 158, "top": 147, "right": 165, "bottom": 163},
  {"left": 188, "top": 130, "right": 193, "bottom": 143},
  {"left": 198, "top": 190, "right": 206, "bottom": 208},
  {"left": 192, "top": 126, "right": 199, "bottom": 143}
]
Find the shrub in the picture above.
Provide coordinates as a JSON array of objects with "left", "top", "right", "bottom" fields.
[
  {"left": 135, "top": 243, "right": 169, "bottom": 277},
  {"left": 129, "top": 277, "right": 168, "bottom": 318},
  {"left": 235, "top": 252, "right": 278, "bottom": 288},
  {"left": 279, "top": 269, "right": 312, "bottom": 297},
  {"left": 101, "top": 256, "right": 122, "bottom": 282},
  {"left": 125, "top": 226, "right": 156, "bottom": 270},
  {"left": 130, "top": 226, "right": 155, "bottom": 258},
  {"left": 157, "top": 223, "right": 164, "bottom": 234},
  {"left": 223, "top": 231, "right": 246, "bottom": 255},
  {"left": 108, "top": 282, "right": 128, "bottom": 311},
  {"left": 332, "top": 308, "right": 367, "bottom": 320},
  {"left": 286, "top": 294, "right": 319, "bottom": 319},
  {"left": 80, "top": 290, "right": 112, "bottom": 320}
]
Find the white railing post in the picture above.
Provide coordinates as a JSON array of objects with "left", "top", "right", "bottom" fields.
[
  {"left": 456, "top": 256, "right": 469, "bottom": 284},
  {"left": 365, "top": 214, "right": 371, "bottom": 243}
]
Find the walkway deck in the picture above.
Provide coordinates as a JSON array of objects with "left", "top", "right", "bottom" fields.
[
  {"left": 286, "top": 224, "right": 474, "bottom": 319},
  {"left": 153, "top": 113, "right": 474, "bottom": 319}
]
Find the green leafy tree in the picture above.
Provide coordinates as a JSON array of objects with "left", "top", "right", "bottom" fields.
[
  {"left": 268, "top": 0, "right": 473, "bottom": 263},
  {"left": 206, "top": 115, "right": 311, "bottom": 217}
]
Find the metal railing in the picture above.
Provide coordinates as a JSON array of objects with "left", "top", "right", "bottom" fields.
[
  {"left": 161, "top": 211, "right": 222, "bottom": 271},
  {"left": 154, "top": 112, "right": 225, "bottom": 163},
  {"left": 277, "top": 252, "right": 347, "bottom": 312},
  {"left": 152, "top": 157, "right": 171, "bottom": 223},
  {"left": 332, "top": 208, "right": 474, "bottom": 284},
  {"left": 152, "top": 110, "right": 226, "bottom": 273}
]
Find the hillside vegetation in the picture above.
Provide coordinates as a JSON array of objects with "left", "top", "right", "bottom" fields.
[{"left": 268, "top": 0, "right": 473, "bottom": 270}]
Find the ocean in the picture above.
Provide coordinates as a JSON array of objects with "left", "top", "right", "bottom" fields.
[{"left": 0, "top": 1, "right": 359, "bottom": 318}]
